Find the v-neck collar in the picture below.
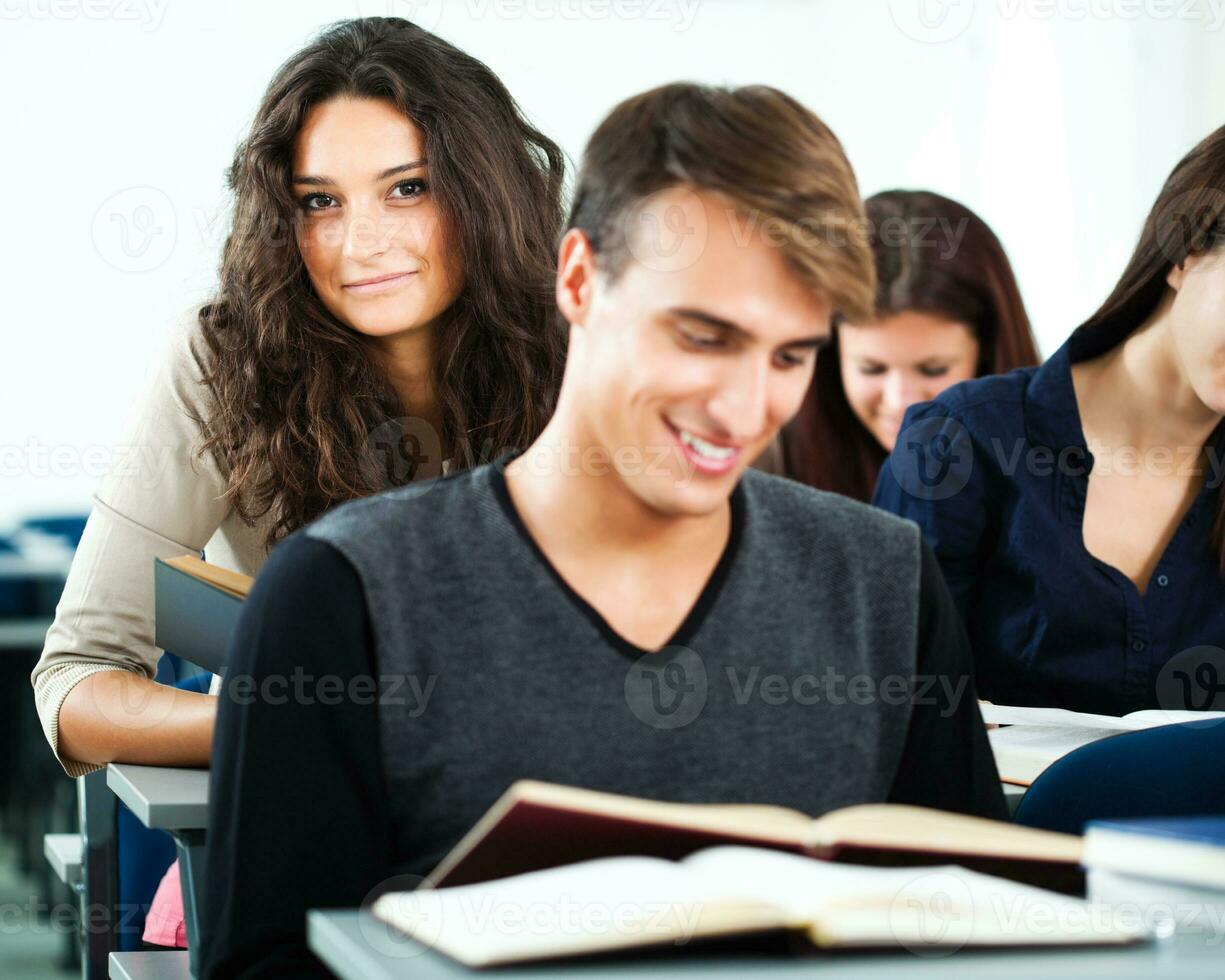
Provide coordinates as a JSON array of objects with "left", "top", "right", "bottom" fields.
[{"left": 486, "top": 452, "right": 746, "bottom": 661}]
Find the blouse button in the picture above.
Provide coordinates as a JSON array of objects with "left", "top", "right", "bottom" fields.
[
  {"left": 1132, "top": 639, "right": 1146, "bottom": 652},
  {"left": 1157, "top": 574, "right": 1169, "bottom": 587}
]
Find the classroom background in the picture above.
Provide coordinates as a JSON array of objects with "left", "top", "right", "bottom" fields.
[{"left": 2, "top": 0, "right": 1225, "bottom": 975}]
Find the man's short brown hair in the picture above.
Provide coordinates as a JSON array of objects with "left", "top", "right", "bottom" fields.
[{"left": 567, "top": 82, "right": 876, "bottom": 324}]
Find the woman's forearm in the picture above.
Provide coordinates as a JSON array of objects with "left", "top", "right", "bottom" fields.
[{"left": 56, "top": 671, "right": 217, "bottom": 768}]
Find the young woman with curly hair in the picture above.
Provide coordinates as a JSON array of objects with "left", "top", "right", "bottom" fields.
[{"left": 32, "top": 16, "right": 565, "bottom": 787}]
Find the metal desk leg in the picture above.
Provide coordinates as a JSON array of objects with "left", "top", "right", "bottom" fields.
[
  {"left": 77, "top": 770, "right": 119, "bottom": 980},
  {"left": 173, "top": 830, "right": 208, "bottom": 978}
]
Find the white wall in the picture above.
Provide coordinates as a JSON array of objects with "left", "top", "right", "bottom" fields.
[{"left": 2, "top": 0, "right": 1223, "bottom": 525}]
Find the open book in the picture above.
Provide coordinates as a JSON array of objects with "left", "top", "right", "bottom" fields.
[
  {"left": 423, "top": 781, "right": 1082, "bottom": 894},
  {"left": 153, "top": 555, "right": 252, "bottom": 673},
  {"left": 375, "top": 846, "right": 1147, "bottom": 968},
  {"left": 981, "top": 703, "right": 1225, "bottom": 786}
]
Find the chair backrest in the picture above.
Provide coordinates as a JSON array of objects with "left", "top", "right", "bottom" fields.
[{"left": 1013, "top": 718, "right": 1225, "bottom": 834}]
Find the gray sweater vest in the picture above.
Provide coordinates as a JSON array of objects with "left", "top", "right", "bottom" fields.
[{"left": 307, "top": 460, "right": 921, "bottom": 876}]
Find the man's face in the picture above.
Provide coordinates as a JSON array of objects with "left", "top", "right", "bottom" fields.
[{"left": 558, "top": 187, "right": 834, "bottom": 517}]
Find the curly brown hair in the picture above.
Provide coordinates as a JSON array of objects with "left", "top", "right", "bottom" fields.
[{"left": 194, "top": 17, "right": 567, "bottom": 546}]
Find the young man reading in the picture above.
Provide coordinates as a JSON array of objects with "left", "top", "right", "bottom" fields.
[{"left": 200, "top": 84, "right": 1006, "bottom": 978}]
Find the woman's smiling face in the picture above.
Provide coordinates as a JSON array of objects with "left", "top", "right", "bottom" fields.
[
  {"left": 838, "top": 310, "right": 980, "bottom": 451},
  {"left": 292, "top": 96, "right": 463, "bottom": 340}
]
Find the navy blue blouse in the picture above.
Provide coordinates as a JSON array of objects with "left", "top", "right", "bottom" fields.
[{"left": 873, "top": 323, "right": 1225, "bottom": 716}]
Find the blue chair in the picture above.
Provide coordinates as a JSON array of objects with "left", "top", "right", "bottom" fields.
[
  {"left": 20, "top": 515, "right": 89, "bottom": 549},
  {"left": 1014, "top": 719, "right": 1225, "bottom": 835}
]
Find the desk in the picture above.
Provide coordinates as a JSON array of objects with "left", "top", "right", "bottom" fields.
[
  {"left": 100, "top": 768, "right": 1024, "bottom": 830},
  {"left": 44, "top": 831, "right": 84, "bottom": 888},
  {"left": 108, "top": 950, "right": 190, "bottom": 980},
  {"left": 106, "top": 764, "right": 209, "bottom": 830},
  {"left": 307, "top": 909, "right": 1224, "bottom": 980},
  {"left": 107, "top": 764, "right": 210, "bottom": 977}
]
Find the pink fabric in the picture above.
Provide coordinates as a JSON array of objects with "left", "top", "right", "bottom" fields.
[{"left": 142, "top": 859, "right": 188, "bottom": 948}]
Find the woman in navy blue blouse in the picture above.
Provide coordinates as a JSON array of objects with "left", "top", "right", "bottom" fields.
[{"left": 875, "top": 124, "right": 1225, "bottom": 717}]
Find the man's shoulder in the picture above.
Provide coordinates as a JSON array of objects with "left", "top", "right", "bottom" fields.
[
  {"left": 305, "top": 464, "right": 494, "bottom": 559},
  {"left": 739, "top": 469, "right": 919, "bottom": 551}
]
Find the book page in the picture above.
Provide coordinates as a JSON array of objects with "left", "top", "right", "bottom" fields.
[
  {"left": 979, "top": 703, "right": 1144, "bottom": 731},
  {"left": 682, "top": 847, "right": 1146, "bottom": 949},
  {"left": 805, "top": 803, "right": 1081, "bottom": 862},
  {"left": 988, "top": 725, "right": 1117, "bottom": 785},
  {"left": 680, "top": 846, "right": 928, "bottom": 917},
  {"left": 1124, "top": 709, "right": 1225, "bottom": 726},
  {"left": 375, "top": 855, "right": 786, "bottom": 968},
  {"left": 377, "top": 848, "right": 1148, "bottom": 965},
  {"left": 510, "top": 781, "right": 813, "bottom": 839}
]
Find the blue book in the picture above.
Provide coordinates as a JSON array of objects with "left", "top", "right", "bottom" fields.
[{"left": 1083, "top": 817, "right": 1225, "bottom": 891}]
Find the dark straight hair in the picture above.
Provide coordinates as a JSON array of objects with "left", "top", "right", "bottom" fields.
[
  {"left": 1072, "top": 124, "right": 1225, "bottom": 572},
  {"left": 782, "top": 190, "right": 1040, "bottom": 501}
]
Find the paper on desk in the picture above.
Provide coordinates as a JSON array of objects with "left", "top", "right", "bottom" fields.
[{"left": 978, "top": 703, "right": 1225, "bottom": 731}]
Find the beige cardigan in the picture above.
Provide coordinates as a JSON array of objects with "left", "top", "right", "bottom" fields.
[{"left": 30, "top": 309, "right": 272, "bottom": 776}]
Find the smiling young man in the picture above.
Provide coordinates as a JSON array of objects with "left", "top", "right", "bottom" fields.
[{"left": 201, "top": 84, "right": 1006, "bottom": 978}]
